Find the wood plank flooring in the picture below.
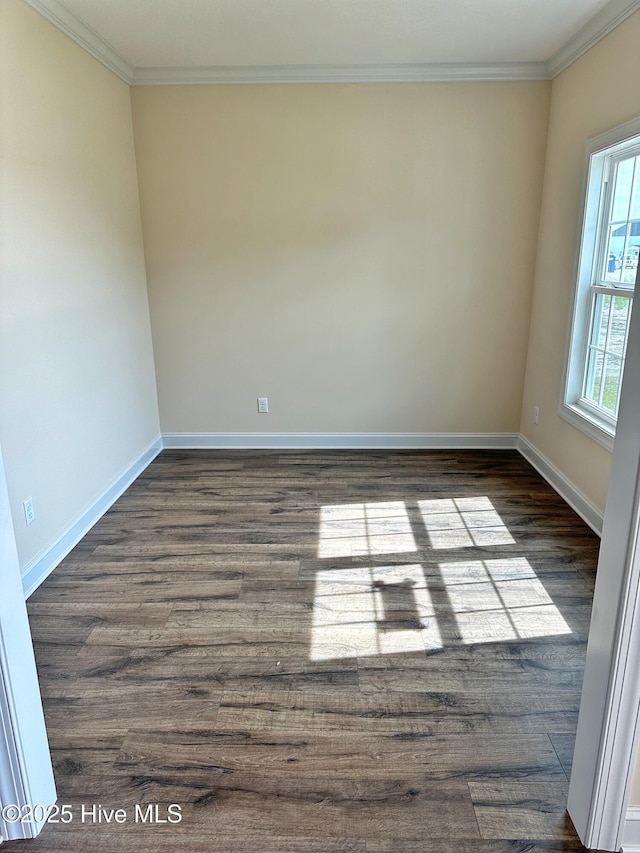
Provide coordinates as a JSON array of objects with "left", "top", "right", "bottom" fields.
[{"left": 8, "top": 450, "right": 601, "bottom": 851}]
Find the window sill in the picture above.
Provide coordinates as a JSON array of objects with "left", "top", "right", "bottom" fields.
[{"left": 559, "top": 402, "right": 615, "bottom": 452}]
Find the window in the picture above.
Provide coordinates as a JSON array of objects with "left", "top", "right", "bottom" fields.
[{"left": 563, "top": 119, "right": 640, "bottom": 448}]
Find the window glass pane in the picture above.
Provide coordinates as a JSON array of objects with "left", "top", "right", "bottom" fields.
[
  {"left": 604, "top": 156, "right": 640, "bottom": 285},
  {"left": 622, "top": 233, "right": 639, "bottom": 284},
  {"left": 609, "top": 296, "right": 631, "bottom": 356},
  {"left": 604, "top": 225, "right": 623, "bottom": 283},
  {"left": 611, "top": 157, "right": 634, "bottom": 222},
  {"left": 602, "top": 354, "right": 623, "bottom": 415},
  {"left": 584, "top": 348, "right": 604, "bottom": 406},
  {"left": 593, "top": 293, "right": 612, "bottom": 347},
  {"left": 583, "top": 292, "right": 631, "bottom": 416},
  {"left": 630, "top": 155, "right": 640, "bottom": 219}
]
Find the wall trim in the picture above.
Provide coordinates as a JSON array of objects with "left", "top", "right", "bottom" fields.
[
  {"left": 23, "top": 0, "right": 640, "bottom": 86},
  {"left": 20, "top": 437, "right": 162, "bottom": 598},
  {"left": 22, "top": 0, "right": 134, "bottom": 83},
  {"left": 161, "top": 432, "right": 519, "bottom": 450},
  {"left": 516, "top": 436, "right": 604, "bottom": 536},
  {"left": 623, "top": 806, "right": 640, "bottom": 852},
  {"left": 548, "top": 0, "right": 640, "bottom": 78},
  {"left": 163, "top": 433, "right": 605, "bottom": 535},
  {"left": 18, "top": 432, "right": 604, "bottom": 598},
  {"left": 131, "top": 62, "right": 548, "bottom": 86}
]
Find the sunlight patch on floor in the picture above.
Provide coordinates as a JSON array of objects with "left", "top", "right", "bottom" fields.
[
  {"left": 309, "top": 564, "right": 442, "bottom": 661},
  {"left": 312, "top": 498, "right": 570, "bottom": 660},
  {"left": 440, "top": 557, "right": 572, "bottom": 644},
  {"left": 317, "top": 501, "right": 416, "bottom": 558},
  {"left": 418, "top": 496, "right": 515, "bottom": 549}
]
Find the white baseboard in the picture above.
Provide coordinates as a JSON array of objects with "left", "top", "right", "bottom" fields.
[
  {"left": 623, "top": 806, "right": 640, "bottom": 852},
  {"left": 516, "top": 435, "right": 604, "bottom": 536},
  {"left": 20, "top": 431, "right": 601, "bottom": 598},
  {"left": 21, "top": 437, "right": 162, "bottom": 598},
  {"left": 161, "top": 432, "right": 520, "bottom": 450},
  {"left": 165, "top": 431, "right": 603, "bottom": 535}
]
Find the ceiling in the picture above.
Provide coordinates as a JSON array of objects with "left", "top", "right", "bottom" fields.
[{"left": 25, "top": 0, "right": 640, "bottom": 83}]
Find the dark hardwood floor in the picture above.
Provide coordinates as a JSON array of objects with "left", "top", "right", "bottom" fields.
[{"left": 10, "top": 450, "right": 601, "bottom": 851}]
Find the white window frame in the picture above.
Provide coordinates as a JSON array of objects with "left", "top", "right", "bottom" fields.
[{"left": 561, "top": 116, "right": 640, "bottom": 451}]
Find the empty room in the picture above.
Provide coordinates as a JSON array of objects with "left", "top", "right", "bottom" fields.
[{"left": 2, "top": 0, "right": 640, "bottom": 850}]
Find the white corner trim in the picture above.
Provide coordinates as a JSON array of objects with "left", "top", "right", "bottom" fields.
[
  {"left": 20, "top": 436, "right": 162, "bottom": 598},
  {"left": 131, "top": 62, "right": 548, "bottom": 86},
  {"left": 516, "top": 436, "right": 604, "bottom": 536},
  {"left": 161, "top": 432, "right": 519, "bottom": 449},
  {"left": 548, "top": 0, "right": 640, "bottom": 78},
  {"left": 623, "top": 806, "right": 640, "bottom": 852},
  {"left": 22, "top": 0, "right": 134, "bottom": 83}
]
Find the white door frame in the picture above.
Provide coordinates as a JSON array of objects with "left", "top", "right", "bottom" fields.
[
  {"left": 567, "top": 271, "right": 640, "bottom": 851},
  {"left": 0, "top": 444, "right": 56, "bottom": 841}
]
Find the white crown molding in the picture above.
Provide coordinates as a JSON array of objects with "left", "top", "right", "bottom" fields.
[
  {"left": 23, "top": 0, "right": 640, "bottom": 86},
  {"left": 131, "top": 62, "right": 548, "bottom": 86},
  {"left": 22, "top": 0, "right": 134, "bottom": 83},
  {"left": 548, "top": 0, "right": 640, "bottom": 78}
]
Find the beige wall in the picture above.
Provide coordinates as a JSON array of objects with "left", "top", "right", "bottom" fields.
[
  {"left": 519, "top": 10, "right": 640, "bottom": 513},
  {"left": 0, "top": 0, "right": 160, "bottom": 569},
  {"left": 132, "top": 82, "right": 549, "bottom": 434}
]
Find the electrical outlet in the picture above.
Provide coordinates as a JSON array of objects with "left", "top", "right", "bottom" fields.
[
  {"left": 533, "top": 406, "right": 540, "bottom": 425},
  {"left": 23, "top": 497, "right": 35, "bottom": 526},
  {"left": 257, "top": 397, "right": 269, "bottom": 413}
]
